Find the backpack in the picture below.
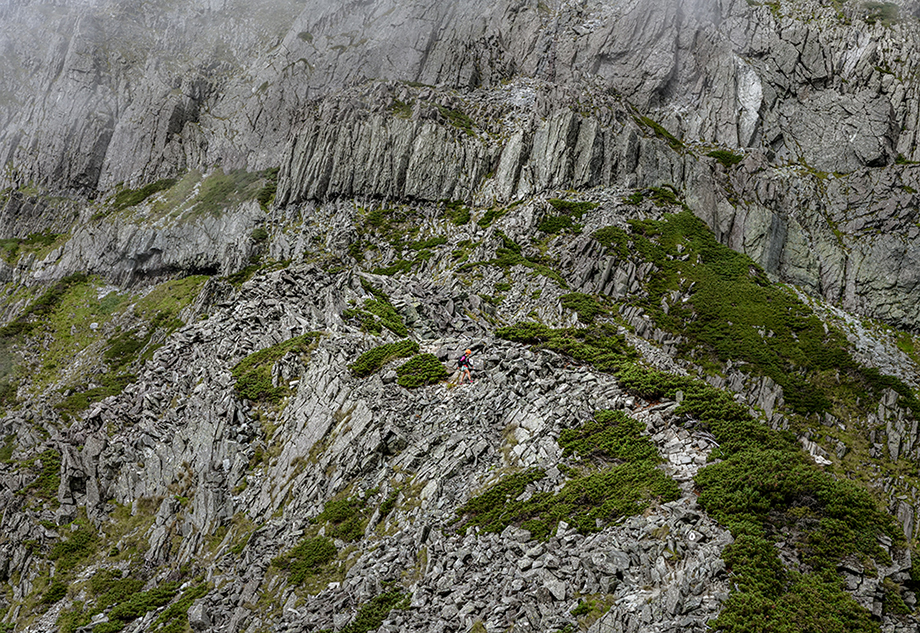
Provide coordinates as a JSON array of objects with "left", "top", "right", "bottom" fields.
[{"left": 458, "top": 354, "right": 470, "bottom": 369}]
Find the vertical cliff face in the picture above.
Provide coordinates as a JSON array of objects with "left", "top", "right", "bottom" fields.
[
  {"left": 4, "top": 1, "right": 920, "bottom": 633},
  {"left": 2, "top": 0, "right": 918, "bottom": 194}
]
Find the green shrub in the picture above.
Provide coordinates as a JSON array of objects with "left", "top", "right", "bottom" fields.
[
  {"left": 152, "top": 582, "right": 209, "bottom": 629},
  {"left": 436, "top": 104, "right": 476, "bottom": 135},
  {"left": 272, "top": 536, "right": 338, "bottom": 585},
  {"left": 349, "top": 340, "right": 420, "bottom": 377},
  {"left": 538, "top": 215, "right": 576, "bottom": 234},
  {"left": 594, "top": 210, "right": 920, "bottom": 419},
  {"left": 231, "top": 333, "right": 320, "bottom": 402},
  {"left": 107, "top": 582, "right": 180, "bottom": 622},
  {"left": 55, "top": 374, "right": 136, "bottom": 418},
  {"left": 339, "top": 592, "right": 407, "bottom": 633},
  {"left": 477, "top": 206, "right": 506, "bottom": 228},
  {"left": 112, "top": 179, "right": 177, "bottom": 211},
  {"left": 41, "top": 581, "right": 68, "bottom": 605},
  {"left": 313, "top": 497, "right": 370, "bottom": 541},
  {"left": 251, "top": 226, "right": 269, "bottom": 243},
  {"left": 635, "top": 116, "right": 683, "bottom": 150},
  {"left": 89, "top": 569, "right": 145, "bottom": 612},
  {"left": 560, "top": 293, "right": 607, "bottom": 323},
  {"left": 457, "top": 409, "right": 679, "bottom": 539},
  {"left": 395, "top": 354, "right": 448, "bottom": 388},
  {"left": 57, "top": 603, "right": 92, "bottom": 633},
  {"left": 461, "top": 233, "right": 568, "bottom": 287},
  {"left": 342, "top": 282, "right": 409, "bottom": 336},
  {"left": 571, "top": 600, "right": 594, "bottom": 616},
  {"left": 497, "top": 322, "right": 638, "bottom": 372},
  {"left": 442, "top": 200, "right": 471, "bottom": 225},
  {"left": 256, "top": 167, "right": 279, "bottom": 210},
  {"left": 23, "top": 448, "right": 62, "bottom": 501},
  {"left": 0, "top": 434, "right": 14, "bottom": 462},
  {"left": 48, "top": 520, "right": 98, "bottom": 572},
  {"left": 707, "top": 149, "right": 744, "bottom": 167}
]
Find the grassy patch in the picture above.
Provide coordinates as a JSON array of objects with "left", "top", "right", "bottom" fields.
[
  {"left": 442, "top": 200, "right": 471, "bottom": 225},
  {"left": 0, "top": 273, "right": 89, "bottom": 340},
  {"left": 55, "top": 374, "right": 136, "bottom": 419},
  {"left": 349, "top": 340, "right": 420, "bottom": 377},
  {"left": 707, "top": 149, "right": 744, "bottom": 167},
  {"left": 112, "top": 168, "right": 278, "bottom": 222},
  {"left": 595, "top": 210, "right": 920, "bottom": 419},
  {"left": 456, "top": 410, "right": 678, "bottom": 539},
  {"left": 231, "top": 333, "right": 321, "bottom": 403},
  {"left": 338, "top": 591, "right": 407, "bottom": 633},
  {"left": 111, "top": 178, "right": 177, "bottom": 211},
  {"left": 461, "top": 231, "right": 567, "bottom": 287},
  {"left": 21, "top": 448, "right": 62, "bottom": 502},
  {"left": 134, "top": 275, "right": 209, "bottom": 323},
  {"left": 0, "top": 230, "right": 65, "bottom": 264},
  {"left": 273, "top": 536, "right": 338, "bottom": 585},
  {"left": 436, "top": 104, "right": 476, "bottom": 135},
  {"left": 342, "top": 281, "right": 409, "bottom": 337},
  {"left": 635, "top": 116, "right": 684, "bottom": 151},
  {"left": 395, "top": 353, "right": 448, "bottom": 388}
]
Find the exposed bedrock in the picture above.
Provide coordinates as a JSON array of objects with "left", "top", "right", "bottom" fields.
[{"left": 2, "top": 0, "right": 920, "bottom": 194}]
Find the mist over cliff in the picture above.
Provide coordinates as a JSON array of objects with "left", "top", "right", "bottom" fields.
[{"left": 3, "top": 2, "right": 920, "bottom": 633}]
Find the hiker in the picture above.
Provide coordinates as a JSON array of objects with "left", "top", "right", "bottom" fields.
[{"left": 458, "top": 349, "right": 474, "bottom": 383}]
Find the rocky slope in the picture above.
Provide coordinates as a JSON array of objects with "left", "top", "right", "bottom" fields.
[{"left": 3, "top": 1, "right": 920, "bottom": 632}]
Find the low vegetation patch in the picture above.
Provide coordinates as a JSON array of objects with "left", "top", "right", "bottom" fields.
[
  {"left": 231, "top": 333, "right": 321, "bottom": 403},
  {"left": 442, "top": 200, "right": 471, "bottom": 225},
  {"left": 635, "top": 116, "right": 683, "bottom": 151},
  {"left": 560, "top": 293, "right": 607, "bottom": 324},
  {"left": 460, "top": 231, "right": 567, "bottom": 287},
  {"left": 436, "top": 104, "right": 476, "bottom": 135},
  {"left": 111, "top": 178, "right": 177, "bottom": 211},
  {"left": 21, "top": 448, "right": 62, "bottom": 502},
  {"left": 256, "top": 167, "right": 279, "bottom": 210},
  {"left": 335, "top": 591, "right": 408, "bottom": 633},
  {"left": 499, "top": 315, "right": 905, "bottom": 629},
  {"left": 349, "top": 340, "right": 420, "bottom": 377},
  {"left": 48, "top": 518, "right": 99, "bottom": 573},
  {"left": 55, "top": 374, "right": 136, "bottom": 419},
  {"left": 342, "top": 282, "right": 408, "bottom": 337},
  {"left": 538, "top": 199, "right": 597, "bottom": 235},
  {"left": 395, "top": 353, "right": 448, "bottom": 388},
  {"left": 706, "top": 149, "right": 744, "bottom": 167},
  {"left": 273, "top": 536, "right": 338, "bottom": 585},
  {"left": 596, "top": 210, "right": 920, "bottom": 419},
  {"left": 496, "top": 322, "right": 638, "bottom": 372},
  {"left": 456, "top": 409, "right": 679, "bottom": 539},
  {"left": 0, "top": 230, "right": 64, "bottom": 264}
]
